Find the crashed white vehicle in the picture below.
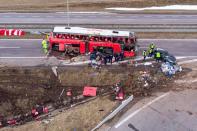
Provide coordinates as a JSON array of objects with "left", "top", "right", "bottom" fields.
[{"left": 161, "top": 62, "right": 182, "bottom": 76}]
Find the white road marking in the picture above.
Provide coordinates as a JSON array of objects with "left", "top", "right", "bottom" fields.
[
  {"left": 176, "top": 56, "right": 187, "bottom": 59},
  {"left": 32, "top": 16, "right": 40, "bottom": 18},
  {"left": 0, "top": 57, "right": 47, "bottom": 59},
  {"left": 116, "top": 16, "right": 124, "bottom": 18},
  {"left": 18, "top": 16, "right": 25, "bottom": 18},
  {"left": 178, "top": 59, "right": 197, "bottom": 65},
  {"left": 0, "top": 47, "right": 20, "bottom": 49},
  {"left": 139, "top": 39, "right": 197, "bottom": 41},
  {"left": 114, "top": 92, "right": 170, "bottom": 128},
  {"left": 46, "top": 16, "right": 54, "bottom": 18},
  {"left": 89, "top": 16, "right": 96, "bottom": 18},
  {"left": 0, "top": 39, "right": 42, "bottom": 40},
  {"left": 74, "top": 16, "right": 83, "bottom": 18},
  {"left": 179, "top": 56, "right": 197, "bottom": 58},
  {"left": 103, "top": 15, "right": 111, "bottom": 18},
  {"left": 3, "top": 16, "right": 11, "bottom": 18}
]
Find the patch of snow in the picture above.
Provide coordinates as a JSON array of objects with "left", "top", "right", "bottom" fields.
[
  {"left": 106, "top": 5, "right": 197, "bottom": 11},
  {"left": 144, "top": 62, "right": 152, "bottom": 66}
]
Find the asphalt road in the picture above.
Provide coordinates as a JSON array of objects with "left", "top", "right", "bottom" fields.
[
  {"left": 0, "top": 39, "right": 43, "bottom": 57},
  {"left": 138, "top": 39, "right": 197, "bottom": 56},
  {"left": 110, "top": 89, "right": 197, "bottom": 131},
  {"left": 1, "top": 13, "right": 197, "bottom": 25},
  {"left": 0, "top": 39, "right": 197, "bottom": 58},
  {"left": 0, "top": 39, "right": 196, "bottom": 66}
]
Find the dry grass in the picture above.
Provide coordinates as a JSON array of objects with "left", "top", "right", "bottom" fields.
[
  {"left": 58, "top": 67, "right": 125, "bottom": 87},
  {"left": 1, "top": 96, "right": 117, "bottom": 131},
  {"left": 0, "top": 0, "right": 197, "bottom": 12}
]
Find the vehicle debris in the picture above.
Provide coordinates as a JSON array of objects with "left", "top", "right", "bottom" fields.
[
  {"left": 143, "top": 43, "right": 182, "bottom": 77},
  {"left": 52, "top": 66, "right": 58, "bottom": 77},
  {"left": 112, "top": 82, "right": 125, "bottom": 100},
  {"left": 161, "top": 62, "right": 182, "bottom": 77},
  {"left": 83, "top": 86, "right": 97, "bottom": 97}
]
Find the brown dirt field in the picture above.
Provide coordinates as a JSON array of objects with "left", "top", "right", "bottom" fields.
[
  {"left": 0, "top": 67, "right": 62, "bottom": 117},
  {"left": 0, "top": 0, "right": 197, "bottom": 12},
  {"left": 0, "top": 67, "right": 123, "bottom": 119},
  {"left": 173, "top": 62, "right": 197, "bottom": 91}
]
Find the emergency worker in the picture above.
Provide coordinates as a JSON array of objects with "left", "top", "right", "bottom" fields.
[
  {"left": 120, "top": 51, "right": 124, "bottom": 61},
  {"left": 99, "top": 47, "right": 104, "bottom": 53},
  {"left": 42, "top": 38, "right": 48, "bottom": 54},
  {"left": 149, "top": 42, "right": 156, "bottom": 50},
  {"left": 109, "top": 54, "right": 113, "bottom": 64},
  {"left": 155, "top": 51, "right": 161, "bottom": 62},
  {"left": 46, "top": 34, "right": 49, "bottom": 39},
  {"left": 148, "top": 48, "right": 153, "bottom": 57},
  {"left": 143, "top": 50, "right": 147, "bottom": 61}
]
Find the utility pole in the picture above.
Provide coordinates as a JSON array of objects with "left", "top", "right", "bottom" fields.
[{"left": 66, "top": 0, "right": 70, "bottom": 27}]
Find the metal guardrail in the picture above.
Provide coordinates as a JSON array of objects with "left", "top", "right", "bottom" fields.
[
  {"left": 91, "top": 95, "right": 134, "bottom": 131},
  {"left": 1, "top": 24, "right": 197, "bottom": 32}
]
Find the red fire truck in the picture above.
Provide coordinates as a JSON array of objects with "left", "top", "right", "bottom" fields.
[{"left": 49, "top": 26, "right": 137, "bottom": 57}]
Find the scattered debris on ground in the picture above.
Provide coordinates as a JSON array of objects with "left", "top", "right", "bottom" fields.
[{"left": 0, "top": 60, "right": 187, "bottom": 130}]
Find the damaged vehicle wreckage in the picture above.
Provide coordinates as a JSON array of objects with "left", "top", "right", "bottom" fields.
[{"left": 0, "top": 26, "right": 185, "bottom": 130}]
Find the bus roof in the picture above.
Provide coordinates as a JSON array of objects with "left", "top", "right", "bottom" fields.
[{"left": 53, "top": 26, "right": 135, "bottom": 37}]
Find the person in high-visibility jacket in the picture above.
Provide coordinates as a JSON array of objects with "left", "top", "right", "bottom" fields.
[
  {"left": 149, "top": 42, "right": 156, "bottom": 50},
  {"left": 148, "top": 48, "right": 153, "bottom": 57},
  {"left": 151, "top": 43, "right": 156, "bottom": 50},
  {"left": 155, "top": 51, "right": 161, "bottom": 62},
  {"left": 143, "top": 50, "right": 147, "bottom": 61},
  {"left": 42, "top": 39, "right": 48, "bottom": 54},
  {"left": 148, "top": 43, "right": 156, "bottom": 56}
]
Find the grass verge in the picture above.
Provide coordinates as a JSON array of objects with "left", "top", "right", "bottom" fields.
[{"left": 0, "top": 0, "right": 197, "bottom": 12}]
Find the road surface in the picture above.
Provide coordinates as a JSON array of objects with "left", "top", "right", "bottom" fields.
[
  {"left": 0, "top": 39, "right": 44, "bottom": 57},
  {"left": 0, "top": 39, "right": 197, "bottom": 58},
  {"left": 0, "top": 39, "right": 196, "bottom": 66},
  {"left": 1, "top": 13, "right": 197, "bottom": 25},
  {"left": 138, "top": 39, "right": 197, "bottom": 57},
  {"left": 109, "top": 89, "right": 197, "bottom": 131}
]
